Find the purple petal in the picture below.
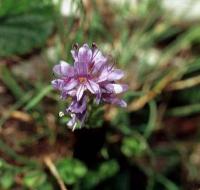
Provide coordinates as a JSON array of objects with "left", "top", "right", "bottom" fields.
[
  {"left": 67, "top": 96, "right": 86, "bottom": 114},
  {"left": 78, "top": 44, "right": 92, "bottom": 63},
  {"left": 107, "top": 69, "right": 124, "bottom": 81},
  {"left": 74, "top": 61, "right": 88, "bottom": 75},
  {"left": 67, "top": 89, "right": 76, "bottom": 97},
  {"left": 95, "top": 93, "right": 101, "bottom": 104},
  {"left": 76, "top": 85, "right": 85, "bottom": 101},
  {"left": 53, "top": 60, "right": 74, "bottom": 77},
  {"left": 105, "top": 84, "right": 128, "bottom": 94},
  {"left": 92, "top": 57, "right": 107, "bottom": 74},
  {"left": 67, "top": 114, "right": 77, "bottom": 128},
  {"left": 97, "top": 67, "right": 124, "bottom": 82},
  {"left": 111, "top": 98, "right": 127, "bottom": 107},
  {"left": 60, "top": 91, "right": 68, "bottom": 99},
  {"left": 63, "top": 79, "right": 78, "bottom": 91},
  {"left": 92, "top": 47, "right": 107, "bottom": 61},
  {"left": 116, "top": 99, "right": 127, "bottom": 107},
  {"left": 66, "top": 96, "right": 87, "bottom": 130},
  {"left": 97, "top": 67, "right": 109, "bottom": 82},
  {"left": 102, "top": 94, "right": 127, "bottom": 107},
  {"left": 51, "top": 79, "right": 64, "bottom": 90},
  {"left": 71, "top": 50, "right": 78, "bottom": 62},
  {"left": 92, "top": 48, "right": 106, "bottom": 62},
  {"left": 86, "top": 80, "right": 100, "bottom": 94}
]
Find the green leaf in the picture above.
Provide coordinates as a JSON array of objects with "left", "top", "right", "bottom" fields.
[
  {"left": 23, "top": 170, "right": 46, "bottom": 188},
  {"left": 98, "top": 160, "right": 119, "bottom": 179},
  {"left": 56, "top": 158, "right": 87, "bottom": 185},
  {"left": 0, "top": 171, "right": 15, "bottom": 189},
  {"left": 0, "top": 159, "right": 4, "bottom": 168},
  {"left": 88, "top": 106, "right": 104, "bottom": 128},
  {"left": 167, "top": 103, "right": 200, "bottom": 117},
  {"left": 81, "top": 160, "right": 119, "bottom": 189},
  {"left": 24, "top": 85, "right": 52, "bottom": 111},
  {"left": 144, "top": 100, "right": 157, "bottom": 138},
  {"left": 1, "top": 66, "right": 24, "bottom": 99},
  {"left": 37, "top": 181, "right": 54, "bottom": 190},
  {"left": 0, "top": 0, "right": 51, "bottom": 16},
  {"left": 156, "top": 174, "right": 179, "bottom": 190},
  {"left": 0, "top": 0, "right": 54, "bottom": 57},
  {"left": 121, "top": 136, "right": 147, "bottom": 157}
]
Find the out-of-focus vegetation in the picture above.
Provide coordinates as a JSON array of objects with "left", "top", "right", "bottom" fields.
[{"left": 0, "top": 0, "right": 200, "bottom": 189}]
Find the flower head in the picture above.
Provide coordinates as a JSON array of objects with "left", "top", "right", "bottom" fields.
[{"left": 52, "top": 43, "right": 128, "bottom": 130}]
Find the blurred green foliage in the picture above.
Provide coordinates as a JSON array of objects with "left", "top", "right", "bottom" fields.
[
  {"left": 0, "top": 0, "right": 54, "bottom": 57},
  {"left": 56, "top": 158, "right": 87, "bottom": 185},
  {"left": 23, "top": 170, "right": 47, "bottom": 188},
  {"left": 80, "top": 160, "right": 119, "bottom": 189}
]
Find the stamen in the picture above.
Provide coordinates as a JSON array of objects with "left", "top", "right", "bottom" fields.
[
  {"left": 92, "top": 42, "right": 97, "bottom": 49},
  {"left": 78, "top": 77, "right": 87, "bottom": 83},
  {"left": 73, "top": 43, "right": 79, "bottom": 49}
]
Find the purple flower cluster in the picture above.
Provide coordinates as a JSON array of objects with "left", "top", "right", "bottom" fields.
[{"left": 52, "top": 43, "right": 128, "bottom": 130}]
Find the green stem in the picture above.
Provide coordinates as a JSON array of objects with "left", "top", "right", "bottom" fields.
[
  {"left": 144, "top": 100, "right": 157, "bottom": 138},
  {"left": 167, "top": 103, "right": 200, "bottom": 117}
]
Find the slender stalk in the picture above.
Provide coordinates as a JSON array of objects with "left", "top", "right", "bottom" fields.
[
  {"left": 128, "top": 70, "right": 179, "bottom": 111},
  {"left": 167, "top": 103, "right": 200, "bottom": 117},
  {"left": 44, "top": 156, "right": 68, "bottom": 190},
  {"left": 166, "top": 75, "right": 200, "bottom": 91}
]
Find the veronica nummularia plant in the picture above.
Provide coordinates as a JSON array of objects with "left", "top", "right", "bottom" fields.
[{"left": 52, "top": 43, "right": 128, "bottom": 130}]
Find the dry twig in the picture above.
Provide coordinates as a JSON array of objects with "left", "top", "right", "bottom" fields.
[
  {"left": 128, "top": 70, "right": 179, "bottom": 111},
  {"left": 44, "top": 156, "right": 68, "bottom": 190},
  {"left": 10, "top": 110, "right": 32, "bottom": 122},
  {"left": 165, "top": 75, "right": 200, "bottom": 91}
]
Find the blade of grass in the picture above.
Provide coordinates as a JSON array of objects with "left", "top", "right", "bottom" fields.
[
  {"left": 24, "top": 85, "right": 52, "bottom": 111},
  {"left": 156, "top": 173, "right": 179, "bottom": 190},
  {"left": 166, "top": 75, "right": 200, "bottom": 91},
  {"left": 167, "top": 103, "right": 200, "bottom": 117},
  {"left": 128, "top": 68, "right": 185, "bottom": 111},
  {"left": 184, "top": 58, "right": 200, "bottom": 75},
  {"left": 158, "top": 25, "right": 200, "bottom": 65},
  {"left": 144, "top": 100, "right": 157, "bottom": 138},
  {"left": 1, "top": 66, "right": 24, "bottom": 99}
]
